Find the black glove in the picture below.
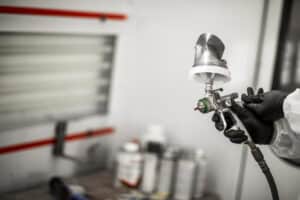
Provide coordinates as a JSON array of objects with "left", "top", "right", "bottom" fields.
[
  {"left": 212, "top": 110, "right": 248, "bottom": 144},
  {"left": 212, "top": 101, "right": 274, "bottom": 144},
  {"left": 242, "top": 87, "right": 288, "bottom": 122}
]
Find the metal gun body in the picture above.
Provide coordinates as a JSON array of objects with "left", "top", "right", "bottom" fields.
[{"left": 194, "top": 86, "right": 238, "bottom": 130}]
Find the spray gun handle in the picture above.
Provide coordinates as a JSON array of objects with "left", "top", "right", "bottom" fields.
[
  {"left": 216, "top": 110, "right": 227, "bottom": 131},
  {"left": 222, "top": 107, "right": 252, "bottom": 142},
  {"left": 217, "top": 109, "right": 241, "bottom": 132},
  {"left": 217, "top": 109, "right": 244, "bottom": 133}
]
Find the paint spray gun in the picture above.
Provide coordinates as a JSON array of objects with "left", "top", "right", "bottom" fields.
[
  {"left": 189, "top": 33, "right": 279, "bottom": 200},
  {"left": 194, "top": 86, "right": 239, "bottom": 131},
  {"left": 190, "top": 33, "right": 240, "bottom": 131}
]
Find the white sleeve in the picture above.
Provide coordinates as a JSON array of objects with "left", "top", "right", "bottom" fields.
[
  {"left": 270, "top": 89, "right": 300, "bottom": 160},
  {"left": 283, "top": 88, "right": 300, "bottom": 132}
]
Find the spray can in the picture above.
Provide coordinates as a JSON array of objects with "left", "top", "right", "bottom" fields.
[
  {"left": 141, "top": 152, "right": 158, "bottom": 193},
  {"left": 174, "top": 150, "right": 196, "bottom": 200},
  {"left": 157, "top": 147, "right": 178, "bottom": 199},
  {"left": 193, "top": 149, "right": 208, "bottom": 199},
  {"left": 141, "top": 142, "right": 163, "bottom": 194}
]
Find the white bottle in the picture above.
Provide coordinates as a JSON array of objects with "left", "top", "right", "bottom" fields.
[
  {"left": 116, "top": 142, "right": 143, "bottom": 188},
  {"left": 142, "top": 125, "right": 167, "bottom": 148},
  {"left": 193, "top": 149, "right": 208, "bottom": 199}
]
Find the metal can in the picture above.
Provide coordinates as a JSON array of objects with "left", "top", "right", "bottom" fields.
[
  {"left": 193, "top": 149, "right": 208, "bottom": 199},
  {"left": 141, "top": 152, "right": 158, "bottom": 193},
  {"left": 174, "top": 149, "right": 196, "bottom": 200},
  {"left": 157, "top": 147, "right": 178, "bottom": 198}
]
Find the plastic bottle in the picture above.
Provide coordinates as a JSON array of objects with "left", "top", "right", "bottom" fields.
[
  {"left": 115, "top": 142, "right": 143, "bottom": 188},
  {"left": 142, "top": 125, "right": 167, "bottom": 148}
]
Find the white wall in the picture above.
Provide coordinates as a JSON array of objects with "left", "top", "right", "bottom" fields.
[
  {"left": 0, "top": 0, "right": 129, "bottom": 193},
  {"left": 110, "top": 0, "right": 264, "bottom": 199},
  {"left": 0, "top": 116, "right": 112, "bottom": 193}
]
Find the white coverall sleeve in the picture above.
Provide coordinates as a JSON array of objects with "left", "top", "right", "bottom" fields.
[{"left": 271, "top": 89, "right": 300, "bottom": 159}]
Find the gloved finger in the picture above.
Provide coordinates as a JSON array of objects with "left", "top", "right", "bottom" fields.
[
  {"left": 215, "top": 122, "right": 224, "bottom": 131},
  {"left": 224, "top": 129, "right": 245, "bottom": 138},
  {"left": 257, "top": 88, "right": 264, "bottom": 95},
  {"left": 223, "top": 111, "right": 236, "bottom": 130},
  {"left": 241, "top": 93, "right": 250, "bottom": 103},
  {"left": 212, "top": 112, "right": 220, "bottom": 122},
  {"left": 247, "top": 87, "right": 255, "bottom": 96},
  {"left": 230, "top": 100, "right": 252, "bottom": 119},
  {"left": 230, "top": 135, "right": 248, "bottom": 144},
  {"left": 242, "top": 94, "right": 262, "bottom": 103},
  {"left": 212, "top": 112, "right": 225, "bottom": 131}
]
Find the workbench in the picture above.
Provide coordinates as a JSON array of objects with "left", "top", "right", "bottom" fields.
[{"left": 0, "top": 171, "right": 220, "bottom": 200}]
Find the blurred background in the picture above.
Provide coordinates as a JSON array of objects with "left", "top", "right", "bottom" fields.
[{"left": 0, "top": 0, "right": 299, "bottom": 200}]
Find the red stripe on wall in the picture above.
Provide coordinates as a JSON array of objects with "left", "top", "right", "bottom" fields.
[
  {"left": 0, "top": 6, "right": 127, "bottom": 20},
  {"left": 0, "top": 127, "right": 114, "bottom": 155}
]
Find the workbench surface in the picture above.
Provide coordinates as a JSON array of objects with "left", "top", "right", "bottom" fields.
[{"left": 0, "top": 171, "right": 219, "bottom": 200}]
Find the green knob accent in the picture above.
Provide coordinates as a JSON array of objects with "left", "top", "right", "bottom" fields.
[{"left": 197, "top": 98, "right": 211, "bottom": 113}]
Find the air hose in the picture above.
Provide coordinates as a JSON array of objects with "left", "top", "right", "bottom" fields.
[{"left": 245, "top": 141, "right": 279, "bottom": 200}]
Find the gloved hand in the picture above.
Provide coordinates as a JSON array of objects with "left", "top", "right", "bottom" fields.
[
  {"left": 242, "top": 87, "right": 288, "bottom": 122},
  {"left": 212, "top": 110, "right": 248, "bottom": 144},
  {"left": 212, "top": 101, "right": 274, "bottom": 144}
]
